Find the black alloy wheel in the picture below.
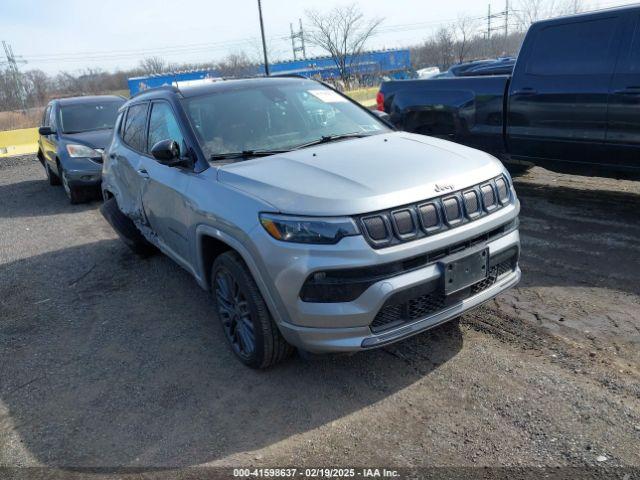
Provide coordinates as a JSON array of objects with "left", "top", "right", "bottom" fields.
[{"left": 214, "top": 266, "right": 257, "bottom": 360}]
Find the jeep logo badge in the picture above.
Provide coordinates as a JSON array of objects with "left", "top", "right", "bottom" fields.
[{"left": 434, "top": 183, "right": 455, "bottom": 193}]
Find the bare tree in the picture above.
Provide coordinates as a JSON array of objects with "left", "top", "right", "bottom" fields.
[
  {"left": 138, "top": 56, "right": 174, "bottom": 75},
  {"left": 435, "top": 26, "right": 456, "bottom": 70},
  {"left": 305, "top": 4, "right": 383, "bottom": 89},
  {"left": 216, "top": 52, "right": 256, "bottom": 78},
  {"left": 513, "top": 0, "right": 578, "bottom": 31},
  {"left": 23, "top": 69, "right": 50, "bottom": 106},
  {"left": 454, "top": 16, "right": 479, "bottom": 64}
]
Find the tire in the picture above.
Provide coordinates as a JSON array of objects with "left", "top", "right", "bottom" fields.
[
  {"left": 100, "top": 197, "right": 156, "bottom": 257},
  {"left": 59, "top": 164, "right": 86, "bottom": 204},
  {"left": 44, "top": 162, "right": 61, "bottom": 186},
  {"left": 211, "top": 251, "right": 293, "bottom": 369}
]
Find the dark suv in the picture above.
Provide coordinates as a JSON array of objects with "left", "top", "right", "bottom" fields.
[{"left": 37, "top": 95, "right": 125, "bottom": 203}]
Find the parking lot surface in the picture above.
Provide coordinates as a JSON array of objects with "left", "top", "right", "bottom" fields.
[{"left": 1, "top": 155, "right": 639, "bottom": 470}]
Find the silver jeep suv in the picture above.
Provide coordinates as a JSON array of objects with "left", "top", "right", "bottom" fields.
[{"left": 101, "top": 77, "right": 520, "bottom": 368}]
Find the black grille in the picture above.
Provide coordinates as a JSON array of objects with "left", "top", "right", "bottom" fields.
[
  {"left": 362, "top": 216, "right": 388, "bottom": 241},
  {"left": 470, "top": 260, "right": 514, "bottom": 294},
  {"left": 463, "top": 190, "right": 480, "bottom": 217},
  {"left": 392, "top": 210, "right": 415, "bottom": 235},
  {"left": 495, "top": 177, "right": 509, "bottom": 203},
  {"left": 371, "top": 304, "right": 404, "bottom": 331},
  {"left": 442, "top": 197, "right": 462, "bottom": 224},
  {"left": 357, "top": 175, "right": 511, "bottom": 248},
  {"left": 371, "top": 256, "right": 517, "bottom": 333}
]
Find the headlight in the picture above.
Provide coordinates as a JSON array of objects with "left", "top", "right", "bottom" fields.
[
  {"left": 66, "top": 144, "right": 100, "bottom": 158},
  {"left": 259, "top": 213, "right": 359, "bottom": 244}
]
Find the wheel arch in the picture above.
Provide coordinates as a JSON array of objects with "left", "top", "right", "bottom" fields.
[{"left": 195, "top": 225, "right": 288, "bottom": 326}]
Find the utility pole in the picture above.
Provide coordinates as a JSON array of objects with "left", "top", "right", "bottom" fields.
[
  {"left": 300, "top": 19, "right": 306, "bottom": 60},
  {"left": 487, "top": 3, "right": 492, "bottom": 57},
  {"left": 289, "top": 18, "right": 306, "bottom": 60},
  {"left": 485, "top": 2, "right": 512, "bottom": 57},
  {"left": 1, "top": 41, "right": 28, "bottom": 112},
  {"left": 257, "top": 0, "right": 270, "bottom": 76},
  {"left": 505, "top": 0, "right": 509, "bottom": 39}
]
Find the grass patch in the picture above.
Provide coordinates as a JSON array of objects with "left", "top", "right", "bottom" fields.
[{"left": 344, "top": 87, "right": 379, "bottom": 107}]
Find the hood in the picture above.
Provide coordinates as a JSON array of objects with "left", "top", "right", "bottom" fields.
[
  {"left": 61, "top": 129, "right": 113, "bottom": 150},
  {"left": 218, "top": 132, "right": 505, "bottom": 216}
]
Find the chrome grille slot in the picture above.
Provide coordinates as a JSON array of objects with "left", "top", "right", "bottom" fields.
[
  {"left": 480, "top": 184, "right": 497, "bottom": 210},
  {"left": 362, "top": 215, "right": 388, "bottom": 241},
  {"left": 392, "top": 209, "right": 416, "bottom": 236},
  {"left": 463, "top": 190, "right": 480, "bottom": 218},
  {"left": 495, "top": 177, "right": 509, "bottom": 204},
  {"left": 442, "top": 196, "right": 462, "bottom": 225}
]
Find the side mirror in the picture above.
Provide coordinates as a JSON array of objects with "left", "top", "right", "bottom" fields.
[
  {"left": 150, "top": 139, "right": 192, "bottom": 168},
  {"left": 151, "top": 139, "right": 180, "bottom": 163},
  {"left": 38, "top": 126, "right": 54, "bottom": 136}
]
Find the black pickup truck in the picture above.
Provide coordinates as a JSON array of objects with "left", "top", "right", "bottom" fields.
[{"left": 378, "top": 5, "right": 640, "bottom": 178}]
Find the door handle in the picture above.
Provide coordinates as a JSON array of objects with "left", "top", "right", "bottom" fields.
[
  {"left": 512, "top": 88, "right": 537, "bottom": 96},
  {"left": 109, "top": 153, "right": 116, "bottom": 159},
  {"left": 137, "top": 168, "right": 149, "bottom": 177}
]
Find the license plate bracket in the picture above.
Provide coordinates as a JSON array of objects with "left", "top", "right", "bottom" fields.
[{"left": 441, "top": 247, "right": 489, "bottom": 295}]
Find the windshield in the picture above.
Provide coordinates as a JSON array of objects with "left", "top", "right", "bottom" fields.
[
  {"left": 59, "top": 101, "right": 124, "bottom": 134},
  {"left": 182, "top": 82, "right": 389, "bottom": 158}
]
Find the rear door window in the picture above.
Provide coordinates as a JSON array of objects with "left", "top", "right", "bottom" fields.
[
  {"left": 122, "top": 103, "right": 148, "bottom": 152},
  {"left": 526, "top": 17, "right": 618, "bottom": 75}
]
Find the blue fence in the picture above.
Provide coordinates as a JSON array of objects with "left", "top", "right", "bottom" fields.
[{"left": 127, "top": 49, "right": 411, "bottom": 95}]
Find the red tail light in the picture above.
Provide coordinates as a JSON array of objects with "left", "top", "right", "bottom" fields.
[{"left": 376, "top": 91, "right": 385, "bottom": 111}]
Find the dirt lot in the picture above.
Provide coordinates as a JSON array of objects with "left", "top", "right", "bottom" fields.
[{"left": 1, "top": 155, "right": 639, "bottom": 474}]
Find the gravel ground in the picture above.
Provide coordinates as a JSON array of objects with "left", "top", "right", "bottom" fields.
[{"left": 1, "top": 156, "right": 639, "bottom": 474}]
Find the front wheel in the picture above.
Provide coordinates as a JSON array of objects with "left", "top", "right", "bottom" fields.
[
  {"left": 59, "top": 165, "right": 86, "bottom": 204},
  {"left": 211, "top": 251, "right": 293, "bottom": 369}
]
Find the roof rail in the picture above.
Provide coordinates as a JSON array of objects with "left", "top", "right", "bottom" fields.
[{"left": 129, "top": 84, "right": 180, "bottom": 99}]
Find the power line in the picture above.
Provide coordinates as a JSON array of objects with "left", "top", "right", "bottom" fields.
[{"left": 17, "top": 16, "right": 489, "bottom": 65}]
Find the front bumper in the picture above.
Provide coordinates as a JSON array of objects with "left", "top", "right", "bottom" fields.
[
  {"left": 63, "top": 157, "right": 102, "bottom": 188},
  {"left": 251, "top": 200, "right": 521, "bottom": 353},
  {"left": 281, "top": 266, "right": 520, "bottom": 352}
]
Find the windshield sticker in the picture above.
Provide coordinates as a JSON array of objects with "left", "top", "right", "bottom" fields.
[{"left": 308, "top": 89, "right": 348, "bottom": 103}]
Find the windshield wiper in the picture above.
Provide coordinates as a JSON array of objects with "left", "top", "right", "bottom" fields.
[
  {"left": 290, "top": 132, "right": 372, "bottom": 150},
  {"left": 209, "top": 149, "right": 290, "bottom": 161},
  {"left": 209, "top": 133, "right": 373, "bottom": 160}
]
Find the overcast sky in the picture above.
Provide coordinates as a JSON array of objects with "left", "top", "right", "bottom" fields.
[{"left": 2, "top": 0, "right": 638, "bottom": 74}]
